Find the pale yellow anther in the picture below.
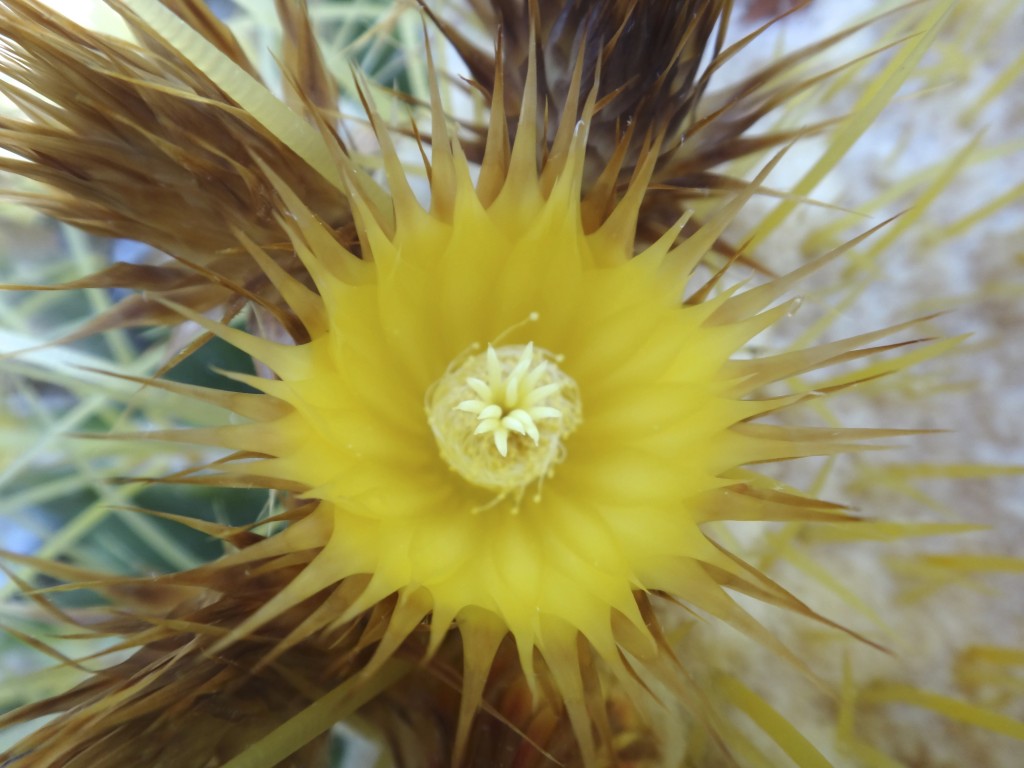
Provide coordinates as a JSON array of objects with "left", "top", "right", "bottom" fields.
[
  {"left": 456, "top": 343, "right": 559, "bottom": 456},
  {"left": 426, "top": 342, "right": 582, "bottom": 495}
]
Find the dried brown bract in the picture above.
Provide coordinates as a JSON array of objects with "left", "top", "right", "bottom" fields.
[{"left": 0, "top": 0, "right": 351, "bottom": 338}]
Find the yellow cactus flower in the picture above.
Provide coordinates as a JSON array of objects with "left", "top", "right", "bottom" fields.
[
  {"left": 8, "top": 1, "right": 1021, "bottom": 767},
  {"left": 131, "top": 46, "right": 937, "bottom": 764}
]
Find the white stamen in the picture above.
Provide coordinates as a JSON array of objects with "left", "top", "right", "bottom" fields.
[
  {"left": 425, "top": 342, "right": 582, "bottom": 499},
  {"left": 456, "top": 343, "right": 562, "bottom": 455}
]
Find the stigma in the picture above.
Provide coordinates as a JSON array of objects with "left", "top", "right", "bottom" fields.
[{"left": 427, "top": 342, "right": 581, "bottom": 497}]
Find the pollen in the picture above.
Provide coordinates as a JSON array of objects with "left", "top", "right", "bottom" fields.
[{"left": 426, "top": 342, "right": 582, "bottom": 497}]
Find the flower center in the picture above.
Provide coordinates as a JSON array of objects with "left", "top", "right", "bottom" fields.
[{"left": 426, "top": 342, "right": 582, "bottom": 497}]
